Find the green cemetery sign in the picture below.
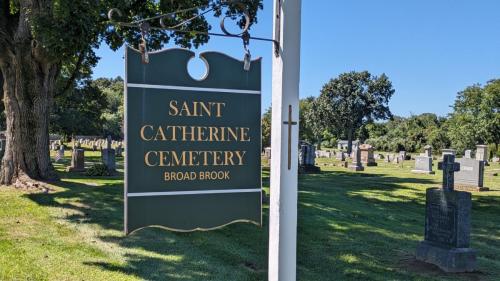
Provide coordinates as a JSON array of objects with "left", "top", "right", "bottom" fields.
[{"left": 125, "top": 47, "right": 262, "bottom": 234}]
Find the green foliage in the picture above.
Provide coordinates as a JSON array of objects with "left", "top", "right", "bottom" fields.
[
  {"left": 299, "top": 97, "right": 316, "bottom": 143},
  {"left": 312, "top": 71, "right": 394, "bottom": 152},
  {"left": 94, "top": 77, "right": 125, "bottom": 138},
  {"left": 2, "top": 0, "right": 264, "bottom": 135},
  {"left": 446, "top": 80, "right": 500, "bottom": 153},
  {"left": 50, "top": 76, "right": 125, "bottom": 138},
  {"left": 365, "top": 114, "right": 450, "bottom": 153},
  {"left": 85, "top": 163, "right": 111, "bottom": 177},
  {"left": 7, "top": 0, "right": 263, "bottom": 60},
  {"left": 320, "top": 130, "right": 337, "bottom": 148},
  {"left": 261, "top": 107, "right": 271, "bottom": 148},
  {"left": 50, "top": 80, "right": 108, "bottom": 138}
]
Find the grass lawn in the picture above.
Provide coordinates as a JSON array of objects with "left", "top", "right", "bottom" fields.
[{"left": 1, "top": 150, "right": 499, "bottom": 281}]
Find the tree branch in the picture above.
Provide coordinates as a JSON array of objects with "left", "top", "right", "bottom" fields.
[
  {"left": 57, "top": 51, "right": 86, "bottom": 96},
  {"left": 1, "top": 0, "right": 9, "bottom": 19}
]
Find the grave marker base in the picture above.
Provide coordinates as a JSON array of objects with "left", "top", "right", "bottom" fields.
[
  {"left": 454, "top": 184, "right": 489, "bottom": 192},
  {"left": 299, "top": 165, "right": 321, "bottom": 174},
  {"left": 416, "top": 241, "right": 477, "bottom": 273},
  {"left": 348, "top": 165, "right": 364, "bottom": 171},
  {"left": 411, "top": 170, "right": 435, "bottom": 175}
]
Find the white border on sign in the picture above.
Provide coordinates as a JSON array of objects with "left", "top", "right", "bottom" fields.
[
  {"left": 127, "top": 188, "right": 262, "bottom": 197},
  {"left": 127, "top": 83, "right": 261, "bottom": 95}
]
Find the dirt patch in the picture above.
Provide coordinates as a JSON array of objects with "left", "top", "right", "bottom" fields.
[{"left": 398, "top": 254, "right": 488, "bottom": 281}]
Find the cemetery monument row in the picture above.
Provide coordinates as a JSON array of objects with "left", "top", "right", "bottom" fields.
[
  {"left": 125, "top": 47, "right": 262, "bottom": 234},
  {"left": 416, "top": 154, "right": 477, "bottom": 273}
]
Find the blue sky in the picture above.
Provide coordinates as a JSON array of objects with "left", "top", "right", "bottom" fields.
[{"left": 93, "top": 0, "right": 500, "bottom": 117}]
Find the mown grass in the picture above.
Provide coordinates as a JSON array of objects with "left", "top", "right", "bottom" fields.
[{"left": 0, "top": 150, "right": 499, "bottom": 281}]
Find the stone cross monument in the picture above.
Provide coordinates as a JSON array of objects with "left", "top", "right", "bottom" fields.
[
  {"left": 416, "top": 154, "right": 476, "bottom": 272},
  {"left": 438, "top": 154, "right": 460, "bottom": 191}
]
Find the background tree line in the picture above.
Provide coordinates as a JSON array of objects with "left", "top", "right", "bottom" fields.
[{"left": 262, "top": 73, "right": 499, "bottom": 157}]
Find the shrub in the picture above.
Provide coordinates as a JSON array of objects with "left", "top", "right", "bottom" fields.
[{"left": 86, "top": 164, "right": 110, "bottom": 177}]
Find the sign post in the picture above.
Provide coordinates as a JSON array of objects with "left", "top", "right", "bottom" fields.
[{"left": 269, "top": 0, "right": 302, "bottom": 280}]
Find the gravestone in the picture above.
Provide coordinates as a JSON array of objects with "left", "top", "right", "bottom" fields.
[
  {"left": 442, "top": 148, "right": 456, "bottom": 159},
  {"left": 412, "top": 145, "right": 434, "bottom": 174},
  {"left": 54, "top": 147, "right": 65, "bottom": 163},
  {"left": 393, "top": 155, "right": 400, "bottom": 164},
  {"left": 299, "top": 143, "right": 320, "bottom": 173},
  {"left": 416, "top": 154, "right": 476, "bottom": 273},
  {"left": 423, "top": 145, "right": 432, "bottom": 157},
  {"left": 264, "top": 147, "right": 271, "bottom": 159},
  {"left": 359, "top": 144, "right": 377, "bottom": 166},
  {"left": 101, "top": 136, "right": 116, "bottom": 173},
  {"left": 66, "top": 149, "right": 85, "bottom": 172},
  {"left": 475, "top": 145, "right": 488, "bottom": 166},
  {"left": 316, "top": 150, "right": 331, "bottom": 158},
  {"left": 464, "top": 150, "right": 472, "bottom": 159},
  {"left": 336, "top": 151, "right": 345, "bottom": 161},
  {"left": 399, "top": 151, "right": 407, "bottom": 161},
  {"left": 348, "top": 148, "right": 364, "bottom": 171},
  {"left": 116, "top": 146, "right": 123, "bottom": 157},
  {"left": 385, "top": 154, "right": 392, "bottom": 163},
  {"left": 50, "top": 141, "right": 57, "bottom": 151},
  {"left": 454, "top": 158, "right": 488, "bottom": 192}
]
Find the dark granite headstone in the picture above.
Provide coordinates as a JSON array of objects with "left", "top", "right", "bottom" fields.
[
  {"left": 299, "top": 142, "right": 320, "bottom": 173},
  {"left": 416, "top": 154, "right": 476, "bottom": 273}
]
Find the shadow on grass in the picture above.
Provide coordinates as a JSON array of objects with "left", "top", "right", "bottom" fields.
[
  {"left": 24, "top": 165, "right": 500, "bottom": 281},
  {"left": 27, "top": 169, "right": 268, "bottom": 281}
]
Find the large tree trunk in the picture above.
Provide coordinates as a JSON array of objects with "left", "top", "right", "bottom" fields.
[
  {"left": 347, "top": 128, "right": 353, "bottom": 155},
  {"left": 0, "top": 44, "right": 59, "bottom": 185}
]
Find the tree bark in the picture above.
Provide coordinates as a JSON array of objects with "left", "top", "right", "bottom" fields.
[
  {"left": 347, "top": 128, "right": 353, "bottom": 155},
  {"left": 0, "top": 45, "right": 59, "bottom": 185}
]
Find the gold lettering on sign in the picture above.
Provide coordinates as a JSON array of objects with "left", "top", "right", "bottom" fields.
[
  {"left": 140, "top": 125, "right": 251, "bottom": 143},
  {"left": 143, "top": 150, "right": 248, "bottom": 167},
  {"left": 140, "top": 100, "right": 251, "bottom": 172},
  {"left": 168, "top": 100, "right": 226, "bottom": 117},
  {"left": 140, "top": 125, "right": 154, "bottom": 141}
]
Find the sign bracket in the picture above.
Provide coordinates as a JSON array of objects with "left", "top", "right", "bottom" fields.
[{"left": 108, "top": 3, "right": 280, "bottom": 66}]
